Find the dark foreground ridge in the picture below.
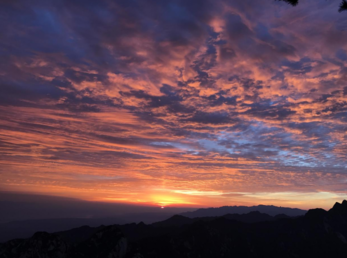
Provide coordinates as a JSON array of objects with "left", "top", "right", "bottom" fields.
[{"left": 1, "top": 201, "right": 347, "bottom": 258}]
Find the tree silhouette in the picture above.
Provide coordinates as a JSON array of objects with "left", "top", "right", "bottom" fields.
[
  {"left": 340, "top": 0, "right": 347, "bottom": 12},
  {"left": 281, "top": 0, "right": 298, "bottom": 6},
  {"left": 279, "top": 0, "right": 347, "bottom": 12}
]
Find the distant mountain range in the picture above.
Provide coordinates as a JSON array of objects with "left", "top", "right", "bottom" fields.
[
  {"left": 180, "top": 204, "right": 306, "bottom": 217},
  {"left": 1, "top": 201, "right": 347, "bottom": 257}
]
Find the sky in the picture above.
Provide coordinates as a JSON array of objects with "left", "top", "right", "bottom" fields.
[{"left": 1, "top": 0, "right": 347, "bottom": 210}]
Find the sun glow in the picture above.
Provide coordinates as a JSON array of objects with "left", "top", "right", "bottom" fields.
[{"left": 151, "top": 193, "right": 195, "bottom": 207}]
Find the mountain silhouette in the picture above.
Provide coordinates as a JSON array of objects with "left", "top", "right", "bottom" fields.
[
  {"left": 1, "top": 201, "right": 347, "bottom": 257},
  {"left": 152, "top": 211, "right": 290, "bottom": 228},
  {"left": 0, "top": 205, "right": 305, "bottom": 243},
  {"left": 180, "top": 204, "right": 306, "bottom": 218}
]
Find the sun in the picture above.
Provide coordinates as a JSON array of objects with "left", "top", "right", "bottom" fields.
[
  {"left": 151, "top": 194, "right": 182, "bottom": 207},
  {"left": 150, "top": 192, "right": 196, "bottom": 208}
]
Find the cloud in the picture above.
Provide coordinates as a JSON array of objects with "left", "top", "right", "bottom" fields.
[{"left": 0, "top": 0, "right": 347, "bottom": 209}]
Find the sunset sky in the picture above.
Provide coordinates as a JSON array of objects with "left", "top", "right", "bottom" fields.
[{"left": 1, "top": 0, "right": 347, "bottom": 210}]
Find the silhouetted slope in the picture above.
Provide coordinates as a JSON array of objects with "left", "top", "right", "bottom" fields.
[
  {"left": 151, "top": 211, "right": 287, "bottom": 228},
  {"left": 223, "top": 211, "right": 275, "bottom": 223},
  {"left": 1, "top": 201, "right": 347, "bottom": 258},
  {"left": 69, "top": 225, "right": 127, "bottom": 258},
  {"left": 0, "top": 232, "right": 69, "bottom": 258},
  {"left": 55, "top": 225, "right": 105, "bottom": 245},
  {"left": 136, "top": 203, "right": 347, "bottom": 258},
  {"left": 151, "top": 215, "right": 193, "bottom": 228}
]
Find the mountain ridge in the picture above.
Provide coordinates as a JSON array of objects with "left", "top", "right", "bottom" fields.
[
  {"left": 1, "top": 200, "right": 347, "bottom": 257},
  {"left": 0, "top": 204, "right": 306, "bottom": 243},
  {"left": 180, "top": 204, "right": 307, "bottom": 218}
]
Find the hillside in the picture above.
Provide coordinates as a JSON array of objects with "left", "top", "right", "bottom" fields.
[{"left": 1, "top": 201, "right": 347, "bottom": 258}]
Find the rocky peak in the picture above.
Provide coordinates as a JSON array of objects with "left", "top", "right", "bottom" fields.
[{"left": 329, "top": 200, "right": 347, "bottom": 214}]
